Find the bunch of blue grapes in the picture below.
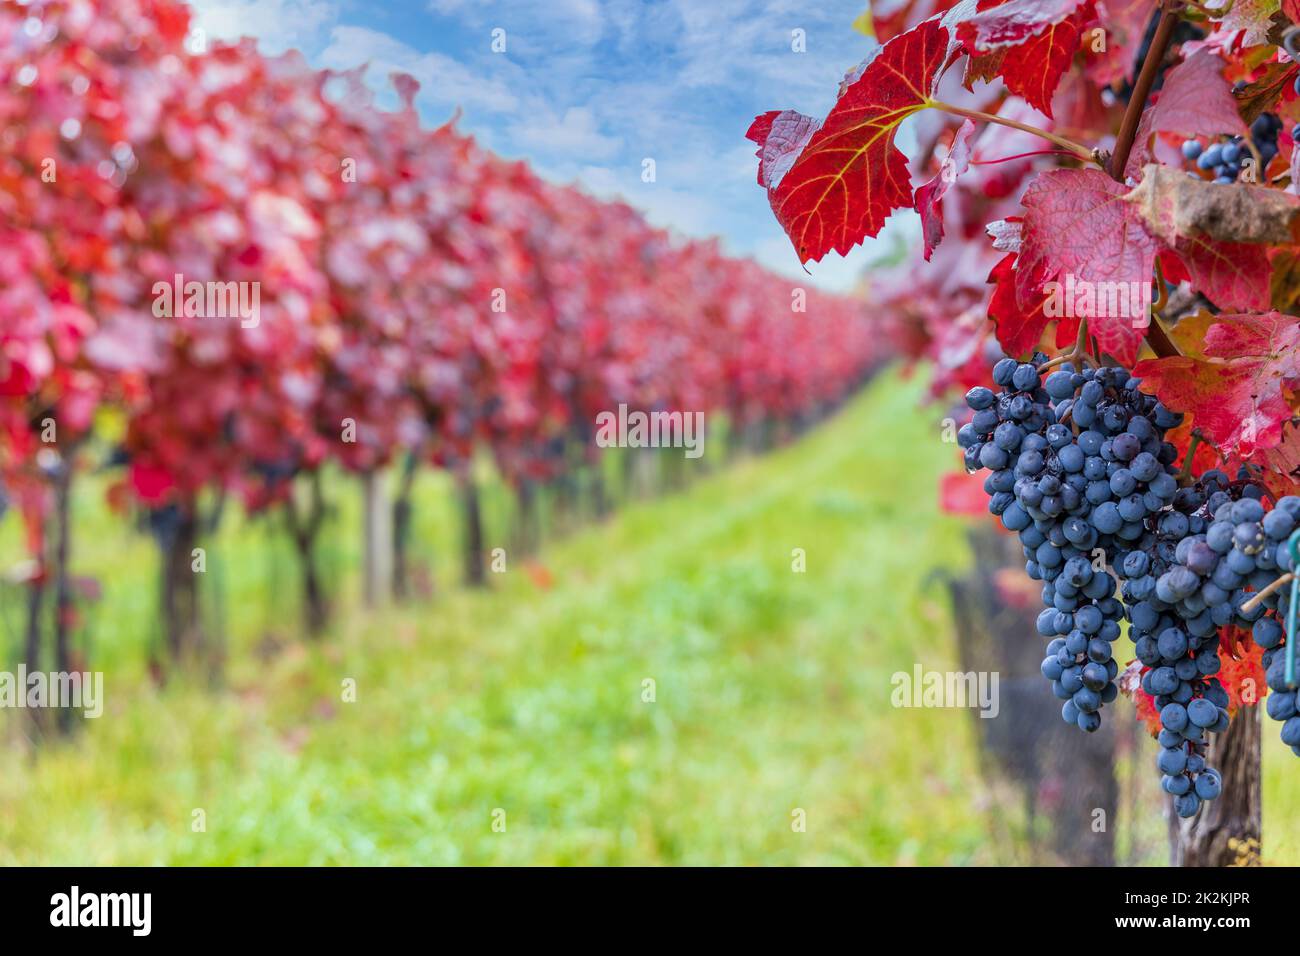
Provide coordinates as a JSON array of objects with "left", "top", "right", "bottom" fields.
[
  {"left": 1252, "top": 499, "right": 1300, "bottom": 758},
  {"left": 1160, "top": 488, "right": 1300, "bottom": 766},
  {"left": 1114, "top": 475, "right": 1300, "bottom": 814},
  {"left": 960, "top": 349, "right": 1300, "bottom": 816},
  {"left": 960, "top": 358, "right": 1183, "bottom": 734},
  {"left": 1182, "top": 113, "right": 1280, "bottom": 184},
  {"left": 1110, "top": 477, "right": 1229, "bottom": 816}
]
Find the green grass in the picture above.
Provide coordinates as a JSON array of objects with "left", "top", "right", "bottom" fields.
[{"left": 1, "top": 367, "right": 1298, "bottom": 864}]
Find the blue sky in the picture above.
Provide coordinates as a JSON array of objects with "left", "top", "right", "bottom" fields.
[{"left": 188, "top": 0, "right": 911, "bottom": 290}]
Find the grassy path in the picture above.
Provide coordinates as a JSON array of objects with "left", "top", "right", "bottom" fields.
[{"left": 4, "top": 368, "right": 1297, "bottom": 864}]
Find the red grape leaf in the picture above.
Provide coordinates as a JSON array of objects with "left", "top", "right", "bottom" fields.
[
  {"left": 1254, "top": 420, "right": 1300, "bottom": 489},
  {"left": 1165, "top": 307, "right": 1217, "bottom": 359},
  {"left": 1164, "top": 234, "right": 1273, "bottom": 312},
  {"left": 872, "top": 0, "right": 966, "bottom": 43},
  {"left": 1146, "top": 49, "right": 1247, "bottom": 140},
  {"left": 915, "top": 119, "right": 976, "bottom": 261},
  {"left": 1212, "top": 0, "right": 1284, "bottom": 46},
  {"left": 748, "top": 110, "right": 819, "bottom": 189},
  {"left": 962, "top": 47, "right": 1007, "bottom": 88},
  {"left": 1134, "top": 312, "right": 1300, "bottom": 456},
  {"left": 953, "top": 0, "right": 1096, "bottom": 116},
  {"left": 746, "top": 17, "right": 953, "bottom": 264},
  {"left": 1125, "top": 49, "right": 1249, "bottom": 180},
  {"left": 956, "top": 0, "right": 1088, "bottom": 47},
  {"left": 1018, "top": 168, "right": 1157, "bottom": 365},
  {"left": 1159, "top": 247, "right": 1191, "bottom": 286},
  {"left": 987, "top": 252, "right": 1052, "bottom": 356},
  {"left": 1216, "top": 632, "right": 1267, "bottom": 714},
  {"left": 1269, "top": 247, "right": 1300, "bottom": 314},
  {"left": 1234, "top": 59, "right": 1298, "bottom": 126}
]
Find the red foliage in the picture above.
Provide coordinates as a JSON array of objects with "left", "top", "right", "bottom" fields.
[
  {"left": 751, "top": 0, "right": 1300, "bottom": 504},
  {"left": 915, "top": 120, "right": 977, "bottom": 260},
  {"left": 955, "top": 0, "right": 1098, "bottom": 117},
  {"left": 747, "top": 16, "right": 953, "bottom": 263},
  {"left": 1135, "top": 312, "right": 1300, "bottom": 459},
  {"left": 0, "top": 0, "right": 885, "bottom": 560},
  {"left": 940, "top": 467, "right": 993, "bottom": 518}
]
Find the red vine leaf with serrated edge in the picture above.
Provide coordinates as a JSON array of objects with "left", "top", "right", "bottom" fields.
[
  {"left": 915, "top": 119, "right": 976, "bottom": 260},
  {"left": 953, "top": 0, "right": 1097, "bottom": 117},
  {"left": 1134, "top": 312, "right": 1300, "bottom": 457},
  {"left": 1216, "top": 635, "right": 1267, "bottom": 715},
  {"left": 1017, "top": 168, "right": 1157, "bottom": 365},
  {"left": 746, "top": 16, "right": 953, "bottom": 264},
  {"left": 873, "top": 0, "right": 966, "bottom": 43}
]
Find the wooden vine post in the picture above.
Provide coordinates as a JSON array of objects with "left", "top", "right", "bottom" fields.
[{"left": 1170, "top": 705, "right": 1261, "bottom": 866}]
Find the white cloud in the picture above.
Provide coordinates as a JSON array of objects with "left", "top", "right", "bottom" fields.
[
  {"left": 575, "top": 164, "right": 724, "bottom": 237},
  {"left": 318, "top": 26, "right": 521, "bottom": 117},
  {"left": 427, "top": 0, "right": 605, "bottom": 48},
  {"left": 187, "top": 0, "right": 339, "bottom": 53},
  {"left": 751, "top": 235, "right": 859, "bottom": 292},
  {"left": 511, "top": 107, "right": 621, "bottom": 161}
]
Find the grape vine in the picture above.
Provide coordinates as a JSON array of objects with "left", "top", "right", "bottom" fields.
[{"left": 751, "top": 0, "right": 1300, "bottom": 834}]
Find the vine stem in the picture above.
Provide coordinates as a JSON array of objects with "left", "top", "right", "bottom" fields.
[
  {"left": 1108, "top": 2, "right": 1180, "bottom": 181},
  {"left": 929, "top": 101, "right": 1097, "bottom": 164},
  {"left": 1102, "top": 1, "right": 1183, "bottom": 360},
  {"left": 1152, "top": 257, "right": 1169, "bottom": 314},
  {"left": 1177, "top": 431, "right": 1202, "bottom": 484}
]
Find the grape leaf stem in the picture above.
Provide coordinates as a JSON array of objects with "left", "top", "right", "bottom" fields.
[
  {"left": 928, "top": 101, "right": 1096, "bottom": 164},
  {"left": 1145, "top": 317, "right": 1180, "bottom": 359},
  {"left": 971, "top": 148, "right": 1084, "bottom": 165}
]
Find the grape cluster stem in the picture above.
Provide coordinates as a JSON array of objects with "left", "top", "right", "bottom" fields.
[
  {"left": 1241, "top": 572, "right": 1295, "bottom": 613},
  {"left": 1038, "top": 321, "right": 1098, "bottom": 373}
]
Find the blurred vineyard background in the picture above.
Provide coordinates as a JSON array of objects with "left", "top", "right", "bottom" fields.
[{"left": 3, "top": 0, "right": 1300, "bottom": 865}]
